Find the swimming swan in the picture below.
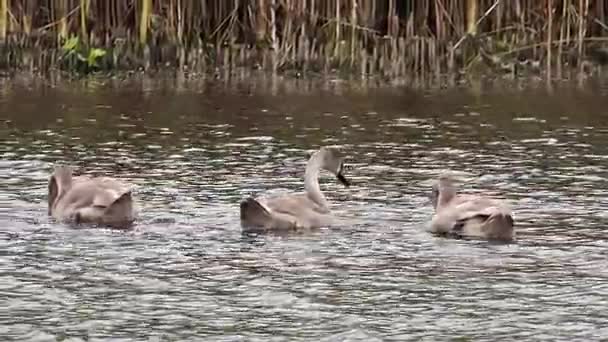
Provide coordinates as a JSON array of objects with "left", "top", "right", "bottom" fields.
[
  {"left": 429, "top": 174, "right": 514, "bottom": 241},
  {"left": 48, "top": 166, "right": 135, "bottom": 228},
  {"left": 240, "top": 147, "right": 350, "bottom": 231}
]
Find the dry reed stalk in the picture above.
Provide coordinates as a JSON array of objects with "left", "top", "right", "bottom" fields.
[
  {"left": 557, "top": 0, "right": 566, "bottom": 79},
  {"left": 335, "top": 0, "right": 341, "bottom": 62},
  {"left": 398, "top": 37, "right": 405, "bottom": 76},
  {"left": 386, "top": 0, "right": 395, "bottom": 77},
  {"left": 80, "top": 0, "right": 90, "bottom": 43},
  {"left": 378, "top": 41, "right": 385, "bottom": 76},
  {"left": 223, "top": 45, "right": 229, "bottom": 69},
  {"left": 578, "top": 0, "right": 589, "bottom": 76},
  {"left": 390, "top": 37, "right": 397, "bottom": 77},
  {"left": 433, "top": 39, "right": 441, "bottom": 84},
  {"left": 360, "top": 46, "right": 366, "bottom": 76},
  {"left": 0, "top": 0, "right": 6, "bottom": 42},
  {"left": 178, "top": 0, "right": 186, "bottom": 68},
  {"left": 583, "top": 0, "right": 591, "bottom": 66},
  {"left": 566, "top": 0, "right": 572, "bottom": 47},
  {"left": 370, "top": 0, "right": 376, "bottom": 33},
  {"left": 370, "top": 38, "right": 377, "bottom": 74},
  {"left": 350, "top": 0, "right": 357, "bottom": 67},
  {"left": 23, "top": 0, "right": 36, "bottom": 36},
  {"left": 547, "top": 0, "right": 553, "bottom": 81},
  {"left": 269, "top": 0, "right": 277, "bottom": 73},
  {"left": 140, "top": 0, "right": 152, "bottom": 46},
  {"left": 495, "top": 0, "right": 503, "bottom": 33},
  {"left": 57, "top": 0, "right": 69, "bottom": 41},
  {"left": 255, "top": 0, "right": 266, "bottom": 45},
  {"left": 421, "top": 38, "right": 426, "bottom": 78},
  {"left": 232, "top": 0, "right": 239, "bottom": 45},
  {"left": 379, "top": 40, "right": 386, "bottom": 76},
  {"left": 435, "top": 0, "right": 443, "bottom": 41},
  {"left": 296, "top": 0, "right": 307, "bottom": 70},
  {"left": 297, "top": 0, "right": 306, "bottom": 64},
  {"left": 281, "top": 0, "right": 293, "bottom": 66},
  {"left": 414, "top": 37, "right": 419, "bottom": 76},
  {"left": 387, "top": 0, "right": 395, "bottom": 36}
]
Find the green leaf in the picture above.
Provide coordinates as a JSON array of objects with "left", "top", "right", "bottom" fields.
[
  {"left": 62, "top": 36, "right": 79, "bottom": 52},
  {"left": 87, "top": 48, "right": 106, "bottom": 67}
]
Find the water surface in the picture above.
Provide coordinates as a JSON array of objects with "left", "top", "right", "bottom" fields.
[{"left": 2, "top": 76, "right": 608, "bottom": 341}]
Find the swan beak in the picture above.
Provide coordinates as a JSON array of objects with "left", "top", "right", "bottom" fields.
[{"left": 337, "top": 173, "right": 350, "bottom": 187}]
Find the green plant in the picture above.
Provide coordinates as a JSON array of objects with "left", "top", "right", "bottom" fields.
[{"left": 61, "top": 36, "right": 107, "bottom": 73}]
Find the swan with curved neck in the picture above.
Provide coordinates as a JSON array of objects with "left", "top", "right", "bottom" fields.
[
  {"left": 240, "top": 146, "right": 350, "bottom": 231},
  {"left": 429, "top": 174, "right": 515, "bottom": 241},
  {"left": 303, "top": 148, "right": 349, "bottom": 211}
]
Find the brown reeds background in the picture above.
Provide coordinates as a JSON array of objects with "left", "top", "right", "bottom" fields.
[{"left": 0, "top": 0, "right": 606, "bottom": 80}]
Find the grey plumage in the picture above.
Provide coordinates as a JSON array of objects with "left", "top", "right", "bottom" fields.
[
  {"left": 240, "top": 147, "right": 350, "bottom": 232},
  {"left": 48, "top": 165, "right": 136, "bottom": 228},
  {"left": 429, "top": 174, "right": 515, "bottom": 241}
]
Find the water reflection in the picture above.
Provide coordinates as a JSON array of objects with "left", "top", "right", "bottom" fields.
[{"left": 1, "top": 76, "right": 608, "bottom": 341}]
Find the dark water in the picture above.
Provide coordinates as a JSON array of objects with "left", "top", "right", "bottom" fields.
[{"left": 2, "top": 75, "right": 608, "bottom": 341}]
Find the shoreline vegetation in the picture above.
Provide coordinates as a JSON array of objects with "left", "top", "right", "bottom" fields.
[{"left": 0, "top": 0, "right": 607, "bottom": 85}]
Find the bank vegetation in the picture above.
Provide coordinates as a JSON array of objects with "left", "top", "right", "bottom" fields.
[{"left": 0, "top": 0, "right": 606, "bottom": 81}]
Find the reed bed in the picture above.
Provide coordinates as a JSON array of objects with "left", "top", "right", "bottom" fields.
[{"left": 0, "top": 0, "right": 606, "bottom": 80}]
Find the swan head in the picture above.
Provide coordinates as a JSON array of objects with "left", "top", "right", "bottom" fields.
[{"left": 315, "top": 147, "right": 350, "bottom": 187}]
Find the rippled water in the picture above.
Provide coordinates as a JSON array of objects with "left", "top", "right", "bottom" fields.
[{"left": 2, "top": 76, "right": 608, "bottom": 341}]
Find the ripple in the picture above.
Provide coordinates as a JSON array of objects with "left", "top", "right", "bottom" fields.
[{"left": 1, "top": 82, "right": 608, "bottom": 341}]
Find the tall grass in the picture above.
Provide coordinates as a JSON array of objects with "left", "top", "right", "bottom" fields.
[
  {"left": 0, "top": 0, "right": 7, "bottom": 42},
  {"left": 0, "top": 0, "right": 606, "bottom": 80}
]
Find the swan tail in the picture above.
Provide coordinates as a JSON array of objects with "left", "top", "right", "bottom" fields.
[
  {"left": 104, "top": 191, "right": 135, "bottom": 227},
  {"left": 484, "top": 213, "right": 515, "bottom": 241},
  {"left": 453, "top": 213, "right": 514, "bottom": 241},
  {"left": 240, "top": 197, "right": 272, "bottom": 229}
]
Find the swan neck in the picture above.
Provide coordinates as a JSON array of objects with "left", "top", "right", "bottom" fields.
[
  {"left": 437, "top": 188, "right": 456, "bottom": 209},
  {"left": 304, "top": 154, "right": 329, "bottom": 209}
]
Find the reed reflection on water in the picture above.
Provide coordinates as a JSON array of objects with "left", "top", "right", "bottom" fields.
[{"left": 1, "top": 76, "right": 608, "bottom": 341}]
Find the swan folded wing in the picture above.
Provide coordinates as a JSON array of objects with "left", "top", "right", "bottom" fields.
[
  {"left": 432, "top": 197, "right": 512, "bottom": 235},
  {"left": 83, "top": 178, "right": 133, "bottom": 220},
  {"left": 258, "top": 194, "right": 330, "bottom": 229},
  {"left": 92, "top": 177, "right": 132, "bottom": 192},
  {"left": 240, "top": 197, "right": 297, "bottom": 230},
  {"left": 72, "top": 190, "right": 133, "bottom": 225},
  {"left": 241, "top": 197, "right": 271, "bottom": 222},
  {"left": 258, "top": 196, "right": 304, "bottom": 228},
  {"left": 449, "top": 199, "right": 513, "bottom": 236},
  {"left": 264, "top": 193, "right": 327, "bottom": 216},
  {"left": 453, "top": 198, "right": 503, "bottom": 218},
  {"left": 102, "top": 191, "right": 134, "bottom": 222},
  {"left": 89, "top": 178, "right": 132, "bottom": 206}
]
